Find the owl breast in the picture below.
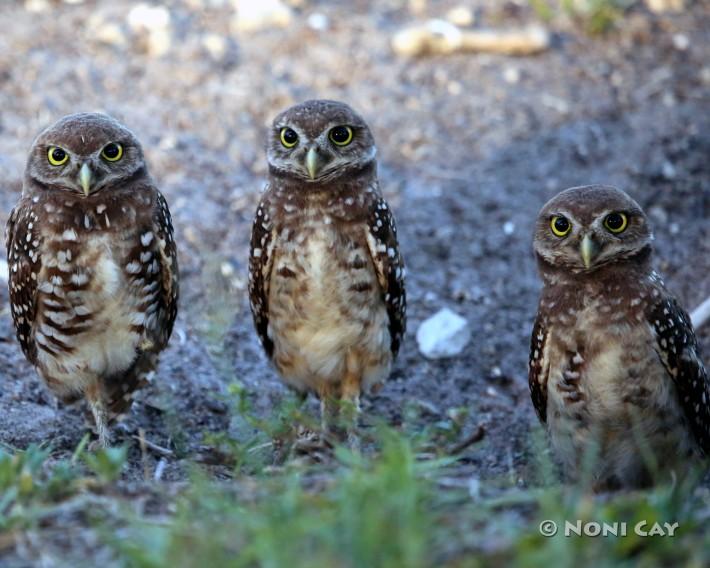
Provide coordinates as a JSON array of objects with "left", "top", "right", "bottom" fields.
[
  {"left": 546, "top": 300, "right": 696, "bottom": 485},
  {"left": 267, "top": 216, "right": 391, "bottom": 392},
  {"left": 34, "top": 228, "right": 145, "bottom": 397}
]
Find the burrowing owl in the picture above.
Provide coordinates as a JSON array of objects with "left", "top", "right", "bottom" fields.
[
  {"left": 5, "top": 113, "right": 179, "bottom": 447},
  {"left": 529, "top": 185, "right": 708, "bottom": 490},
  {"left": 248, "top": 100, "right": 406, "bottom": 445}
]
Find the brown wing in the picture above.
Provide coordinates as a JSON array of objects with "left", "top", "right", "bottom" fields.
[
  {"left": 5, "top": 199, "right": 42, "bottom": 364},
  {"left": 648, "top": 296, "right": 710, "bottom": 453},
  {"left": 104, "top": 189, "right": 178, "bottom": 416},
  {"left": 248, "top": 193, "right": 276, "bottom": 358},
  {"left": 529, "top": 312, "right": 549, "bottom": 423},
  {"left": 364, "top": 190, "right": 406, "bottom": 357},
  {"left": 147, "top": 190, "right": 179, "bottom": 349}
]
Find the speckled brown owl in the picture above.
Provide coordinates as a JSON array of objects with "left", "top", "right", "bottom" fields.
[
  {"left": 248, "top": 100, "right": 406, "bottom": 447},
  {"left": 529, "top": 185, "right": 708, "bottom": 490},
  {"left": 5, "top": 113, "right": 179, "bottom": 447}
]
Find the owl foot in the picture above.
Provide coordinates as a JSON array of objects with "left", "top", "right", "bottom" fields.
[
  {"left": 289, "top": 426, "right": 333, "bottom": 462},
  {"left": 345, "top": 430, "right": 361, "bottom": 452},
  {"left": 86, "top": 385, "right": 112, "bottom": 449}
]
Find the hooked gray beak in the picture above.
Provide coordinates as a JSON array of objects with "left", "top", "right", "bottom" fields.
[
  {"left": 79, "top": 163, "right": 93, "bottom": 196},
  {"left": 580, "top": 234, "right": 600, "bottom": 269},
  {"left": 306, "top": 147, "right": 321, "bottom": 180}
]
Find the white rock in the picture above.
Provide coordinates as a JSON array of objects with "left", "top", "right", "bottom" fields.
[
  {"left": 127, "top": 4, "right": 170, "bottom": 31},
  {"left": 446, "top": 6, "right": 474, "bottom": 27},
  {"left": 220, "top": 261, "right": 235, "bottom": 277},
  {"left": 416, "top": 308, "right": 470, "bottom": 359},
  {"left": 503, "top": 67, "right": 520, "bottom": 85},
  {"left": 307, "top": 12, "right": 329, "bottom": 31},
  {"left": 202, "top": 33, "right": 228, "bottom": 59},
  {"left": 661, "top": 160, "right": 676, "bottom": 180},
  {"left": 392, "top": 20, "right": 462, "bottom": 57},
  {"left": 24, "top": 0, "right": 50, "bottom": 12},
  {"left": 672, "top": 34, "right": 689, "bottom": 51},
  {"left": 233, "top": 0, "right": 292, "bottom": 33},
  {"left": 645, "top": 0, "right": 685, "bottom": 12},
  {"left": 89, "top": 17, "right": 127, "bottom": 47},
  {"left": 127, "top": 4, "right": 172, "bottom": 56}
]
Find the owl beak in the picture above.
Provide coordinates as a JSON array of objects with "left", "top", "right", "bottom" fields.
[
  {"left": 306, "top": 147, "right": 321, "bottom": 180},
  {"left": 79, "top": 163, "right": 93, "bottom": 196},
  {"left": 580, "top": 234, "right": 600, "bottom": 269}
]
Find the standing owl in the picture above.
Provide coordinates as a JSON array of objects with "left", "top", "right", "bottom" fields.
[
  {"left": 5, "top": 113, "right": 179, "bottom": 447},
  {"left": 248, "top": 100, "right": 406, "bottom": 447},
  {"left": 529, "top": 185, "right": 709, "bottom": 490}
]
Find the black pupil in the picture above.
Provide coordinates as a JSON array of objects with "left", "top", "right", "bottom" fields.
[
  {"left": 606, "top": 213, "right": 623, "bottom": 229},
  {"left": 331, "top": 127, "right": 349, "bottom": 142},
  {"left": 554, "top": 217, "right": 569, "bottom": 233},
  {"left": 52, "top": 148, "right": 65, "bottom": 161},
  {"left": 283, "top": 129, "right": 297, "bottom": 144},
  {"left": 104, "top": 144, "right": 119, "bottom": 158}
]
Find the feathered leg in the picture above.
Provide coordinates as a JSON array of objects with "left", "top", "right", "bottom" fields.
[
  {"left": 86, "top": 381, "right": 111, "bottom": 448},
  {"left": 341, "top": 367, "right": 362, "bottom": 451}
]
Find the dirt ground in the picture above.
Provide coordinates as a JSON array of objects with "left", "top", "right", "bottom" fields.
[{"left": 0, "top": 0, "right": 708, "bottom": 520}]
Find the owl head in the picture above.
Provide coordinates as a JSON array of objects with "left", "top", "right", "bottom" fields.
[
  {"left": 266, "top": 100, "right": 377, "bottom": 184},
  {"left": 25, "top": 113, "right": 147, "bottom": 197},
  {"left": 533, "top": 185, "right": 653, "bottom": 273}
]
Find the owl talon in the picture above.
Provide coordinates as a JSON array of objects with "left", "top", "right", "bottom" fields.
[
  {"left": 87, "top": 435, "right": 112, "bottom": 452},
  {"left": 290, "top": 428, "right": 332, "bottom": 461},
  {"left": 346, "top": 430, "right": 361, "bottom": 452}
]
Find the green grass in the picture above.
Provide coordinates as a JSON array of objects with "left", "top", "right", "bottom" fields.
[
  {"left": 530, "top": 0, "right": 638, "bottom": 35},
  {"left": 111, "top": 431, "right": 444, "bottom": 568},
  {"left": 0, "top": 408, "right": 708, "bottom": 567}
]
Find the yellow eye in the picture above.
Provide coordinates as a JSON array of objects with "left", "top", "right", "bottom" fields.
[
  {"left": 550, "top": 215, "right": 572, "bottom": 237},
  {"left": 47, "top": 147, "right": 69, "bottom": 166},
  {"left": 329, "top": 125, "right": 353, "bottom": 146},
  {"left": 280, "top": 128, "right": 298, "bottom": 148},
  {"left": 604, "top": 212, "right": 628, "bottom": 234},
  {"left": 101, "top": 142, "right": 123, "bottom": 162}
]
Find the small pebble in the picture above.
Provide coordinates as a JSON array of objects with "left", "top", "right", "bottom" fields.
[
  {"left": 661, "top": 160, "right": 676, "bottom": 180},
  {"left": 503, "top": 67, "right": 520, "bottom": 84},
  {"left": 446, "top": 6, "right": 475, "bottom": 27},
  {"left": 307, "top": 12, "right": 329, "bottom": 31},
  {"left": 672, "top": 34, "right": 689, "bottom": 51},
  {"left": 233, "top": 0, "right": 292, "bottom": 33}
]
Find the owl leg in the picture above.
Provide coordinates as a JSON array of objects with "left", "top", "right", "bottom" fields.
[
  {"left": 288, "top": 384, "right": 336, "bottom": 460},
  {"left": 86, "top": 382, "right": 111, "bottom": 448},
  {"left": 341, "top": 370, "right": 362, "bottom": 451},
  {"left": 318, "top": 383, "right": 340, "bottom": 436}
]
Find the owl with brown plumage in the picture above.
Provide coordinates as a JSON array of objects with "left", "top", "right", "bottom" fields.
[
  {"left": 530, "top": 185, "right": 709, "bottom": 490},
  {"left": 5, "top": 113, "right": 179, "bottom": 447},
  {"left": 248, "top": 100, "right": 406, "bottom": 447}
]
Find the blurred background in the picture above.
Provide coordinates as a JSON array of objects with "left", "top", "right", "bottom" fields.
[{"left": 0, "top": 0, "right": 708, "bottom": 565}]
